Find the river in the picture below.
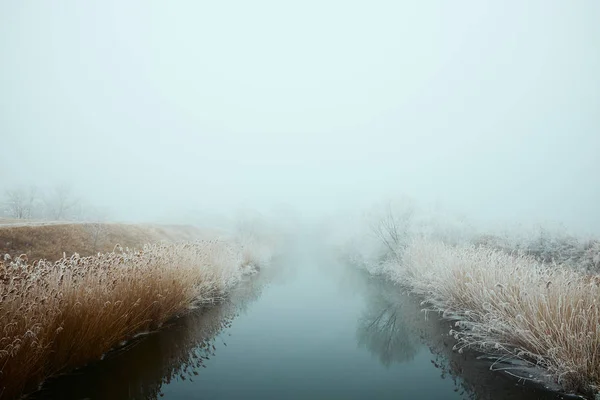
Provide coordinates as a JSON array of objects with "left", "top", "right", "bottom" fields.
[{"left": 34, "top": 242, "right": 566, "bottom": 400}]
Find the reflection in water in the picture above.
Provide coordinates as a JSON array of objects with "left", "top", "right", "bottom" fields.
[
  {"left": 32, "top": 276, "right": 267, "bottom": 400},
  {"left": 358, "top": 276, "right": 567, "bottom": 400},
  {"left": 356, "top": 287, "right": 419, "bottom": 366},
  {"left": 30, "top": 254, "right": 570, "bottom": 400}
]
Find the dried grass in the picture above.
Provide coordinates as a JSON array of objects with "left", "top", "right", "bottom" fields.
[
  {"left": 0, "top": 239, "right": 252, "bottom": 399},
  {"left": 0, "top": 223, "right": 205, "bottom": 262},
  {"left": 388, "top": 239, "right": 600, "bottom": 395}
]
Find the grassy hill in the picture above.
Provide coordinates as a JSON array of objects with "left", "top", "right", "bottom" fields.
[{"left": 0, "top": 221, "right": 215, "bottom": 261}]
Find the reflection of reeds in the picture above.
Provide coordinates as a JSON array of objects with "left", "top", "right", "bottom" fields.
[
  {"left": 0, "top": 240, "right": 255, "bottom": 399},
  {"left": 32, "top": 275, "right": 268, "bottom": 400},
  {"left": 389, "top": 240, "right": 600, "bottom": 396}
]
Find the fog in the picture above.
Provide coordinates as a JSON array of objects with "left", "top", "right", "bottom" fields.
[{"left": 1, "top": 1, "right": 599, "bottom": 231}]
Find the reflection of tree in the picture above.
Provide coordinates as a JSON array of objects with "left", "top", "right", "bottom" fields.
[
  {"left": 357, "top": 283, "right": 420, "bottom": 366},
  {"left": 358, "top": 277, "right": 561, "bottom": 400},
  {"left": 32, "top": 276, "right": 267, "bottom": 400}
]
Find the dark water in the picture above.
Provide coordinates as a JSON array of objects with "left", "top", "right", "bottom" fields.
[{"left": 35, "top": 244, "right": 568, "bottom": 400}]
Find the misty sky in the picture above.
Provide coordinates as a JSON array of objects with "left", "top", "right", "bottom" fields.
[{"left": 1, "top": 1, "right": 599, "bottom": 230}]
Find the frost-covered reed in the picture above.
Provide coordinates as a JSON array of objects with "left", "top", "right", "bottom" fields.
[
  {"left": 335, "top": 200, "right": 600, "bottom": 396},
  {"left": 384, "top": 240, "right": 600, "bottom": 395},
  {"left": 0, "top": 239, "right": 262, "bottom": 399}
]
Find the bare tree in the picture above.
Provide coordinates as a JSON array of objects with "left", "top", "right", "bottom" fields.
[
  {"left": 45, "top": 185, "right": 79, "bottom": 220},
  {"left": 26, "top": 186, "right": 38, "bottom": 218},
  {"left": 4, "top": 189, "right": 27, "bottom": 219},
  {"left": 369, "top": 201, "right": 414, "bottom": 259},
  {"left": 4, "top": 186, "right": 38, "bottom": 219}
]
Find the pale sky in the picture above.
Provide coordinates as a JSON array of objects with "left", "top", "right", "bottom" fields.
[{"left": 1, "top": 1, "right": 599, "bottom": 231}]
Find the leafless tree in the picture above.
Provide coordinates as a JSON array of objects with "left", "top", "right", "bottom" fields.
[
  {"left": 45, "top": 184, "right": 79, "bottom": 220},
  {"left": 369, "top": 201, "right": 414, "bottom": 259},
  {"left": 4, "top": 186, "right": 38, "bottom": 219}
]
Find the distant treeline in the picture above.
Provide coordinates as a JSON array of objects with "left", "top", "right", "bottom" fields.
[{"left": 1, "top": 184, "right": 109, "bottom": 221}]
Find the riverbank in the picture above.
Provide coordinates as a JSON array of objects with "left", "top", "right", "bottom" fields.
[
  {"left": 31, "top": 271, "right": 271, "bottom": 400},
  {"left": 333, "top": 203, "right": 600, "bottom": 398},
  {"left": 378, "top": 240, "right": 599, "bottom": 397},
  {"left": 0, "top": 223, "right": 272, "bottom": 399}
]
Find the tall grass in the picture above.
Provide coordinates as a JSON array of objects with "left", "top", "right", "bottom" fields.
[
  {"left": 33, "top": 273, "right": 270, "bottom": 400},
  {"left": 0, "top": 239, "right": 259, "bottom": 399},
  {"left": 386, "top": 239, "right": 600, "bottom": 395}
]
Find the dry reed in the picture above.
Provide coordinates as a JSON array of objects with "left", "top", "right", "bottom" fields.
[
  {"left": 0, "top": 239, "right": 254, "bottom": 399},
  {"left": 386, "top": 239, "right": 600, "bottom": 396}
]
